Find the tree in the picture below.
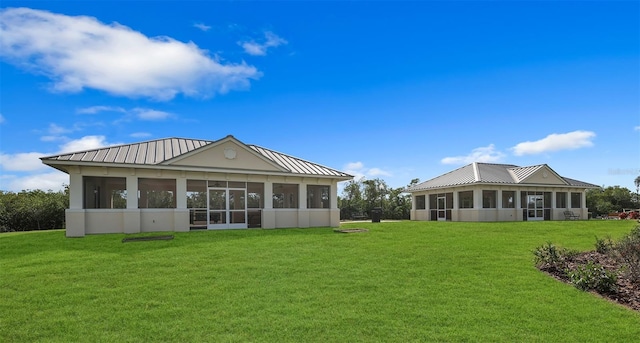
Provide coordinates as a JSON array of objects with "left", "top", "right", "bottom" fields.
[{"left": 586, "top": 186, "right": 635, "bottom": 216}]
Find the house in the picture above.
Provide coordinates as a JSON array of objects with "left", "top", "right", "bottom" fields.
[
  {"left": 41, "top": 135, "right": 353, "bottom": 237},
  {"left": 404, "top": 163, "right": 599, "bottom": 222}
]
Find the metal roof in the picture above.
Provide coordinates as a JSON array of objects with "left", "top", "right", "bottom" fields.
[
  {"left": 41, "top": 136, "right": 352, "bottom": 179},
  {"left": 405, "top": 162, "right": 599, "bottom": 192}
]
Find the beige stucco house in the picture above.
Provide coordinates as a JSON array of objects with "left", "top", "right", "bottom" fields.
[
  {"left": 405, "top": 162, "right": 599, "bottom": 222},
  {"left": 41, "top": 135, "right": 352, "bottom": 237}
]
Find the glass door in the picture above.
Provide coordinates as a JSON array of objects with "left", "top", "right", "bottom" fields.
[
  {"left": 208, "top": 187, "right": 247, "bottom": 229},
  {"left": 227, "top": 188, "right": 247, "bottom": 229},
  {"left": 527, "top": 194, "right": 544, "bottom": 221},
  {"left": 208, "top": 188, "right": 227, "bottom": 229},
  {"left": 437, "top": 195, "right": 447, "bottom": 221}
]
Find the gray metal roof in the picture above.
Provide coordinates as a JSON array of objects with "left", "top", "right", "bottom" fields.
[
  {"left": 405, "top": 162, "right": 599, "bottom": 192},
  {"left": 41, "top": 136, "right": 352, "bottom": 179}
]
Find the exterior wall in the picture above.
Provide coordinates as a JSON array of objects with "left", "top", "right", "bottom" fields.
[
  {"left": 64, "top": 165, "right": 342, "bottom": 236},
  {"left": 410, "top": 184, "right": 590, "bottom": 222}
]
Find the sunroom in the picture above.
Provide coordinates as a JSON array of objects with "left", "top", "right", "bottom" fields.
[
  {"left": 41, "top": 135, "right": 352, "bottom": 237},
  {"left": 405, "top": 163, "right": 599, "bottom": 222}
]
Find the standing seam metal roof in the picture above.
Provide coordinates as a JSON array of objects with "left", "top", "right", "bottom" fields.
[
  {"left": 405, "top": 162, "right": 598, "bottom": 192},
  {"left": 41, "top": 137, "right": 352, "bottom": 178}
]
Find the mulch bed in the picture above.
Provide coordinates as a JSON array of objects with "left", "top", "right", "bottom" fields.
[
  {"left": 122, "top": 235, "right": 174, "bottom": 243},
  {"left": 538, "top": 251, "right": 639, "bottom": 312}
]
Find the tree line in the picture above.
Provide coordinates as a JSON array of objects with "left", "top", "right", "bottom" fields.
[
  {"left": 0, "top": 189, "right": 68, "bottom": 232},
  {"left": 338, "top": 178, "right": 417, "bottom": 220}
]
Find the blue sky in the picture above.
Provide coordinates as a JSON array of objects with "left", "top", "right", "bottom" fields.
[{"left": 1, "top": 1, "right": 638, "bottom": 193}]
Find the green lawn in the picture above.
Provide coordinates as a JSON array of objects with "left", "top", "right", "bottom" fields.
[{"left": 1, "top": 221, "right": 639, "bottom": 342}]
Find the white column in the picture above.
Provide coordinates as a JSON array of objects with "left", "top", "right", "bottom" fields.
[
  {"left": 69, "top": 172, "right": 83, "bottom": 210},
  {"left": 126, "top": 175, "right": 138, "bottom": 209},
  {"left": 264, "top": 181, "right": 273, "bottom": 209},
  {"left": 176, "top": 177, "right": 187, "bottom": 209},
  {"left": 299, "top": 184, "right": 307, "bottom": 209}
]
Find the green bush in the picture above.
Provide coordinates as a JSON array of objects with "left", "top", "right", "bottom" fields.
[
  {"left": 533, "top": 242, "right": 578, "bottom": 271},
  {"left": 594, "top": 235, "right": 615, "bottom": 254},
  {"left": 613, "top": 226, "right": 640, "bottom": 283},
  {"left": 566, "top": 261, "right": 618, "bottom": 294}
]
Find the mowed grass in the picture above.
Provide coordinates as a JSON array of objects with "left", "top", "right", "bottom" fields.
[{"left": 2, "top": 221, "right": 639, "bottom": 342}]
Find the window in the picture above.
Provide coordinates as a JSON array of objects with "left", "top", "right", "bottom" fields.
[
  {"left": 556, "top": 192, "right": 567, "bottom": 208},
  {"left": 138, "top": 178, "right": 176, "bottom": 208},
  {"left": 307, "top": 185, "right": 330, "bottom": 208},
  {"left": 416, "top": 195, "right": 426, "bottom": 210},
  {"left": 502, "top": 191, "right": 515, "bottom": 208},
  {"left": 247, "top": 183, "right": 264, "bottom": 208},
  {"left": 571, "top": 192, "right": 581, "bottom": 209},
  {"left": 186, "top": 180, "right": 207, "bottom": 209},
  {"left": 273, "top": 183, "right": 298, "bottom": 208},
  {"left": 459, "top": 191, "right": 474, "bottom": 209},
  {"left": 482, "top": 190, "right": 497, "bottom": 208},
  {"left": 83, "top": 176, "right": 126, "bottom": 209}
]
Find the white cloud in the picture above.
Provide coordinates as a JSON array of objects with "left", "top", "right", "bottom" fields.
[
  {"left": 58, "top": 135, "right": 114, "bottom": 153},
  {"left": 0, "top": 7, "right": 261, "bottom": 100},
  {"left": 193, "top": 22, "right": 211, "bottom": 32},
  {"left": 0, "top": 135, "right": 115, "bottom": 174},
  {"left": 343, "top": 161, "right": 392, "bottom": 179},
  {"left": 511, "top": 130, "right": 596, "bottom": 156},
  {"left": 133, "top": 108, "right": 172, "bottom": 121},
  {"left": 441, "top": 144, "right": 505, "bottom": 165},
  {"left": 634, "top": 126, "right": 640, "bottom": 131},
  {"left": 0, "top": 113, "right": 4, "bottom": 124},
  {"left": 239, "top": 31, "right": 288, "bottom": 56},
  {"left": 0, "top": 152, "right": 48, "bottom": 171},
  {"left": 1, "top": 171, "right": 69, "bottom": 192},
  {"left": 76, "top": 106, "right": 125, "bottom": 114}
]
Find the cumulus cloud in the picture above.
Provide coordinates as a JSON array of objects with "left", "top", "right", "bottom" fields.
[
  {"left": 1, "top": 171, "right": 69, "bottom": 192},
  {"left": 76, "top": 106, "right": 126, "bottom": 114},
  {"left": 239, "top": 31, "right": 287, "bottom": 56},
  {"left": 0, "top": 135, "right": 119, "bottom": 191},
  {"left": 58, "top": 135, "right": 115, "bottom": 153},
  {"left": 0, "top": 152, "right": 48, "bottom": 171},
  {"left": 511, "top": 130, "right": 596, "bottom": 156},
  {"left": 441, "top": 144, "right": 506, "bottom": 165},
  {"left": 0, "top": 7, "right": 261, "bottom": 100}
]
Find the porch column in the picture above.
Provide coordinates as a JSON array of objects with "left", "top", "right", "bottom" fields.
[
  {"left": 69, "top": 172, "right": 83, "bottom": 210},
  {"left": 124, "top": 175, "right": 141, "bottom": 234},
  {"left": 263, "top": 181, "right": 275, "bottom": 228}
]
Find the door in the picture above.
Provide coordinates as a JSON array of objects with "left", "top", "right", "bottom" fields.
[
  {"left": 527, "top": 194, "right": 544, "bottom": 221},
  {"left": 208, "top": 188, "right": 247, "bottom": 229},
  {"left": 437, "top": 195, "right": 447, "bottom": 221}
]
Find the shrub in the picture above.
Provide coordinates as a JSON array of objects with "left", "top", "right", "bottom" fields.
[
  {"left": 613, "top": 226, "right": 640, "bottom": 283},
  {"left": 628, "top": 211, "right": 639, "bottom": 220},
  {"left": 595, "top": 236, "right": 615, "bottom": 254},
  {"left": 619, "top": 212, "right": 629, "bottom": 220},
  {"left": 566, "top": 261, "right": 617, "bottom": 294},
  {"left": 533, "top": 242, "right": 578, "bottom": 271}
]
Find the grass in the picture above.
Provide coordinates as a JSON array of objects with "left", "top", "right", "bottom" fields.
[{"left": 1, "top": 221, "right": 639, "bottom": 342}]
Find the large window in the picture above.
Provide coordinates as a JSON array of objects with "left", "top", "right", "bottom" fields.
[
  {"left": 416, "top": 195, "right": 426, "bottom": 210},
  {"left": 83, "top": 176, "right": 126, "bottom": 209},
  {"left": 307, "top": 185, "right": 330, "bottom": 208},
  {"left": 556, "top": 192, "right": 567, "bottom": 208},
  {"left": 459, "top": 191, "right": 474, "bottom": 209},
  {"left": 502, "top": 191, "right": 515, "bottom": 208},
  {"left": 482, "top": 190, "right": 497, "bottom": 208},
  {"left": 273, "top": 183, "right": 298, "bottom": 208},
  {"left": 571, "top": 192, "right": 581, "bottom": 209},
  {"left": 138, "top": 178, "right": 176, "bottom": 208}
]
